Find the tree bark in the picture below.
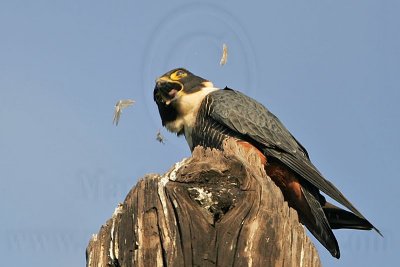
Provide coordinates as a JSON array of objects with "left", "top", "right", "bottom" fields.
[{"left": 86, "top": 139, "right": 321, "bottom": 267}]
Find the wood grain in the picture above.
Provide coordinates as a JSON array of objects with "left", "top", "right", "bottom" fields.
[{"left": 86, "top": 139, "right": 321, "bottom": 267}]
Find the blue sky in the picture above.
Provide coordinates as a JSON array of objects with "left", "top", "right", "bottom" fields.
[{"left": 0, "top": 1, "right": 399, "bottom": 266}]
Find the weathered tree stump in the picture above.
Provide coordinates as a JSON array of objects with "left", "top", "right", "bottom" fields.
[{"left": 86, "top": 139, "right": 321, "bottom": 267}]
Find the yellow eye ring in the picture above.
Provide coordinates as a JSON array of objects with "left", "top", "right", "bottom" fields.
[{"left": 170, "top": 70, "right": 187, "bottom": 81}]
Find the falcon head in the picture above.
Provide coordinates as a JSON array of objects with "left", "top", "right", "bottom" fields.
[{"left": 153, "top": 68, "right": 217, "bottom": 135}]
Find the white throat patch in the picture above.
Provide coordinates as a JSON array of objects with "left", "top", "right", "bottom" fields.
[{"left": 165, "top": 85, "right": 219, "bottom": 148}]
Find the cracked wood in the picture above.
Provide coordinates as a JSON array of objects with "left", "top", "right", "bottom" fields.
[{"left": 86, "top": 139, "right": 321, "bottom": 267}]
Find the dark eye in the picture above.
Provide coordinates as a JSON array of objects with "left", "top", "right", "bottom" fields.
[{"left": 176, "top": 70, "right": 185, "bottom": 76}]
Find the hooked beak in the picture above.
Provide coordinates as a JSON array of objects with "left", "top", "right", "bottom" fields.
[{"left": 153, "top": 77, "right": 183, "bottom": 105}]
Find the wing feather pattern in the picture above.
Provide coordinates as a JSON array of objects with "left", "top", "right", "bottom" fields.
[
  {"left": 301, "top": 183, "right": 340, "bottom": 258},
  {"left": 207, "top": 88, "right": 371, "bottom": 223}
]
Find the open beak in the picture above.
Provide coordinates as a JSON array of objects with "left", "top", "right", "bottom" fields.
[{"left": 153, "top": 77, "right": 183, "bottom": 105}]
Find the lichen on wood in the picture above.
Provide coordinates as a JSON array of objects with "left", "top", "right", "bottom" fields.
[{"left": 86, "top": 139, "right": 321, "bottom": 267}]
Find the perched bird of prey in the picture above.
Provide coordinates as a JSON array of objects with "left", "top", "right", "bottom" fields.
[
  {"left": 113, "top": 99, "right": 135, "bottom": 126},
  {"left": 153, "top": 68, "right": 381, "bottom": 259},
  {"left": 220, "top": 43, "right": 228, "bottom": 66}
]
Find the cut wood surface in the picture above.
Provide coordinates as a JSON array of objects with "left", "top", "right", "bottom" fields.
[{"left": 86, "top": 139, "right": 321, "bottom": 267}]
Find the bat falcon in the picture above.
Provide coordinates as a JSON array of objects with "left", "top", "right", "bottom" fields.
[{"left": 153, "top": 67, "right": 381, "bottom": 258}]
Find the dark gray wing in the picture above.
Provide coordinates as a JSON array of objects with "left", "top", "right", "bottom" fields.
[
  {"left": 207, "top": 88, "right": 366, "bottom": 220},
  {"left": 301, "top": 183, "right": 340, "bottom": 258}
]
